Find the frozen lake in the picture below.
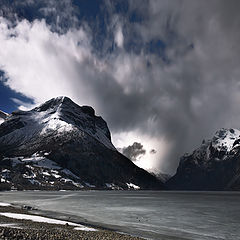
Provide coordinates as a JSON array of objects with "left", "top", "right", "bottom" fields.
[{"left": 0, "top": 191, "right": 240, "bottom": 240}]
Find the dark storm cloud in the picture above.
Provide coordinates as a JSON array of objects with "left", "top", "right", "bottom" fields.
[
  {"left": 93, "top": 0, "right": 240, "bottom": 173},
  {"left": 121, "top": 142, "right": 146, "bottom": 161},
  {"left": 1, "top": 0, "right": 240, "bottom": 173},
  {"left": 150, "top": 149, "right": 157, "bottom": 154}
]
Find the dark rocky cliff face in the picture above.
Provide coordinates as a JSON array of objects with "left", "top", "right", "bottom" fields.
[
  {"left": 0, "top": 97, "right": 163, "bottom": 190},
  {"left": 167, "top": 128, "right": 240, "bottom": 190}
]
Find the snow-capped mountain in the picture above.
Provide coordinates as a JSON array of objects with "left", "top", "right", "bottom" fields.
[
  {"left": 0, "top": 110, "right": 8, "bottom": 124},
  {"left": 167, "top": 128, "right": 240, "bottom": 190},
  {"left": 0, "top": 97, "right": 163, "bottom": 190}
]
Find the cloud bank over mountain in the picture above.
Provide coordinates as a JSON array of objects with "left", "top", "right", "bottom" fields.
[
  {"left": 0, "top": 0, "right": 240, "bottom": 173},
  {"left": 120, "top": 142, "right": 146, "bottom": 162}
]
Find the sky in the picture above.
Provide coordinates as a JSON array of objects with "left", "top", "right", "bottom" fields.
[{"left": 0, "top": 0, "right": 240, "bottom": 174}]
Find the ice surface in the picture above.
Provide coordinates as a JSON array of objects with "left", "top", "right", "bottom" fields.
[{"left": 3, "top": 191, "right": 239, "bottom": 240}]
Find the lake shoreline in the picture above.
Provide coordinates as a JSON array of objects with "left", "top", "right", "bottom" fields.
[
  {"left": 1, "top": 190, "right": 238, "bottom": 240},
  {"left": 0, "top": 204, "right": 144, "bottom": 240}
]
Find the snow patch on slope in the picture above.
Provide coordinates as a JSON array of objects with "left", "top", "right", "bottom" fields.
[
  {"left": 212, "top": 128, "right": 240, "bottom": 152},
  {"left": 0, "top": 212, "right": 97, "bottom": 231},
  {"left": 16, "top": 153, "right": 62, "bottom": 170},
  {"left": 2, "top": 153, "right": 85, "bottom": 189},
  {"left": 105, "top": 183, "right": 123, "bottom": 190},
  {"left": 126, "top": 183, "right": 140, "bottom": 190}
]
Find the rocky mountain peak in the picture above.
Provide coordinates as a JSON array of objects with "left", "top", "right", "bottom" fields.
[
  {"left": 33, "top": 97, "right": 98, "bottom": 129},
  {"left": 34, "top": 96, "right": 67, "bottom": 112},
  {"left": 167, "top": 127, "right": 240, "bottom": 190},
  {"left": 182, "top": 128, "right": 240, "bottom": 162},
  {"left": 0, "top": 97, "right": 114, "bottom": 154},
  {"left": 0, "top": 97, "right": 163, "bottom": 190},
  {"left": 34, "top": 96, "right": 79, "bottom": 113},
  {"left": 211, "top": 128, "right": 240, "bottom": 152}
]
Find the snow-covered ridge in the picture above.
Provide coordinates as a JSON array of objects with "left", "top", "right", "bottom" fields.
[
  {"left": 182, "top": 128, "right": 240, "bottom": 165},
  {"left": 0, "top": 96, "right": 115, "bottom": 150},
  {"left": 212, "top": 128, "right": 240, "bottom": 152},
  {"left": 35, "top": 96, "right": 115, "bottom": 150},
  {"left": 168, "top": 128, "right": 240, "bottom": 190}
]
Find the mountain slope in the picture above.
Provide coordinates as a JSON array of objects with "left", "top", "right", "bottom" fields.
[
  {"left": 0, "top": 110, "right": 8, "bottom": 124},
  {"left": 0, "top": 97, "right": 163, "bottom": 190},
  {"left": 167, "top": 128, "right": 240, "bottom": 190},
  {"left": 149, "top": 170, "right": 171, "bottom": 183},
  {"left": 155, "top": 172, "right": 172, "bottom": 183}
]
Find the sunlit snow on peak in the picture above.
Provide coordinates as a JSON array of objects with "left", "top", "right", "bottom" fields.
[{"left": 212, "top": 128, "right": 240, "bottom": 152}]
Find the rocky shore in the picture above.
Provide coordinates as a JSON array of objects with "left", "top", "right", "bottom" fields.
[{"left": 0, "top": 206, "right": 143, "bottom": 240}]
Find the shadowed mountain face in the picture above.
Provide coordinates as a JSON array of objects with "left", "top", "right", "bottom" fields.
[
  {"left": 0, "top": 97, "right": 163, "bottom": 190},
  {"left": 167, "top": 128, "right": 240, "bottom": 190}
]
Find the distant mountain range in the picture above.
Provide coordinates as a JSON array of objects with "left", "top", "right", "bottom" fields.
[
  {"left": 0, "top": 97, "right": 163, "bottom": 190},
  {"left": 149, "top": 171, "right": 172, "bottom": 183},
  {"left": 1, "top": 97, "right": 240, "bottom": 191},
  {"left": 167, "top": 128, "right": 240, "bottom": 190}
]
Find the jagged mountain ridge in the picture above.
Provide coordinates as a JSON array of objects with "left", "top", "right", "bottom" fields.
[
  {"left": 0, "top": 97, "right": 163, "bottom": 190},
  {"left": 167, "top": 128, "right": 240, "bottom": 190},
  {"left": 0, "top": 96, "right": 114, "bottom": 154}
]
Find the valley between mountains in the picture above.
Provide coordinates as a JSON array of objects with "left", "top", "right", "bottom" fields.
[{"left": 1, "top": 96, "right": 240, "bottom": 191}]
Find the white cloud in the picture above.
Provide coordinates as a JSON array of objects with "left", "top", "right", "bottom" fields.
[
  {"left": 2, "top": 0, "right": 240, "bottom": 174},
  {"left": 11, "top": 98, "right": 36, "bottom": 111},
  {"left": 114, "top": 24, "right": 124, "bottom": 48},
  {"left": 113, "top": 130, "right": 170, "bottom": 171},
  {"left": 0, "top": 17, "right": 93, "bottom": 106},
  {"left": 0, "top": 17, "right": 165, "bottom": 171}
]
